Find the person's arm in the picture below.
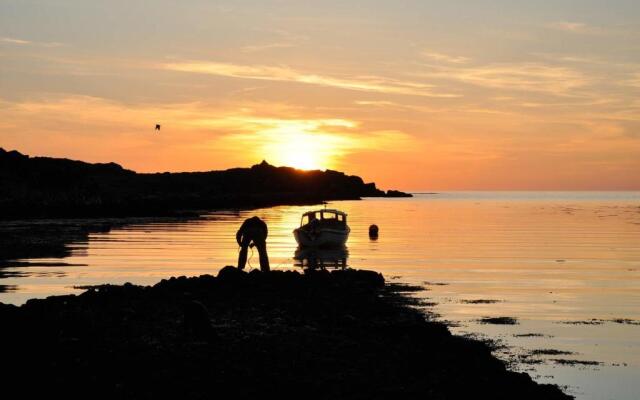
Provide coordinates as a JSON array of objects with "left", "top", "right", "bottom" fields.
[{"left": 236, "top": 221, "right": 245, "bottom": 245}]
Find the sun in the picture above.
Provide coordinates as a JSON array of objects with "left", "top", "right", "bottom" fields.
[
  {"left": 270, "top": 133, "right": 323, "bottom": 170},
  {"left": 254, "top": 119, "right": 355, "bottom": 170},
  {"left": 280, "top": 151, "right": 322, "bottom": 170}
]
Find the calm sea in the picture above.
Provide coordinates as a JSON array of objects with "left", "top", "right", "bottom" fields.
[{"left": 1, "top": 192, "right": 639, "bottom": 399}]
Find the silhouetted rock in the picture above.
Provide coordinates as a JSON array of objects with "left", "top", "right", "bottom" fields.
[
  {"left": 385, "top": 189, "right": 413, "bottom": 198},
  {"left": 217, "top": 265, "right": 247, "bottom": 283},
  {"left": 0, "top": 269, "right": 570, "bottom": 400},
  {"left": 183, "top": 300, "right": 214, "bottom": 339},
  {"left": 0, "top": 148, "right": 410, "bottom": 219}
]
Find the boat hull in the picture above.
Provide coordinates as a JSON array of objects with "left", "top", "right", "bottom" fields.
[{"left": 293, "top": 227, "right": 350, "bottom": 248}]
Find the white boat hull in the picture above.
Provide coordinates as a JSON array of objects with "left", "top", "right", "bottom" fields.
[{"left": 293, "top": 227, "right": 350, "bottom": 248}]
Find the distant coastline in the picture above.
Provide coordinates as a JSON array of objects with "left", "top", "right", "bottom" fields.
[{"left": 0, "top": 148, "right": 411, "bottom": 220}]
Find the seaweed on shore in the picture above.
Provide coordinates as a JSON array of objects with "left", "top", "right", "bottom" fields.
[
  {"left": 559, "top": 318, "right": 640, "bottom": 326},
  {"left": 559, "top": 319, "right": 605, "bottom": 325},
  {"left": 552, "top": 359, "right": 602, "bottom": 366},
  {"left": 385, "top": 282, "right": 426, "bottom": 292},
  {"left": 516, "top": 356, "right": 545, "bottom": 365},
  {"left": 514, "top": 333, "right": 552, "bottom": 338},
  {"left": 530, "top": 349, "right": 575, "bottom": 356},
  {"left": 610, "top": 318, "right": 640, "bottom": 325},
  {"left": 461, "top": 299, "right": 503, "bottom": 304},
  {"left": 423, "top": 281, "right": 449, "bottom": 286},
  {"left": 478, "top": 316, "right": 519, "bottom": 325}
]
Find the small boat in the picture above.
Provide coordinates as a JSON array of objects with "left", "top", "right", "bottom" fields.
[{"left": 293, "top": 209, "right": 351, "bottom": 248}]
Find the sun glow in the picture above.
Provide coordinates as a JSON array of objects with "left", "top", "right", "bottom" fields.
[
  {"left": 223, "top": 118, "right": 358, "bottom": 170},
  {"left": 270, "top": 133, "right": 323, "bottom": 170}
]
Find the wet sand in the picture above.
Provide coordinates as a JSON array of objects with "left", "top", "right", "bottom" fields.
[{"left": 0, "top": 268, "right": 570, "bottom": 399}]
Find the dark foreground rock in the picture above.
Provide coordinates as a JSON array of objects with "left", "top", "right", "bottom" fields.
[
  {"left": 0, "top": 148, "right": 411, "bottom": 219},
  {"left": 0, "top": 268, "right": 571, "bottom": 399}
]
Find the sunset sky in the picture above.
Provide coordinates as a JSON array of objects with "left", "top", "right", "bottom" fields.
[{"left": 1, "top": 1, "right": 639, "bottom": 190}]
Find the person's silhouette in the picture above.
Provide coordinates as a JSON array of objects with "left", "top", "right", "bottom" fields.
[{"left": 236, "top": 216, "right": 270, "bottom": 272}]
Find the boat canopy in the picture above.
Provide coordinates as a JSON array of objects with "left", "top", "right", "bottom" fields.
[{"left": 300, "top": 209, "right": 347, "bottom": 226}]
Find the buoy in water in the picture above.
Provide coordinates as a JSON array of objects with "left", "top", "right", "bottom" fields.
[{"left": 369, "top": 224, "right": 379, "bottom": 239}]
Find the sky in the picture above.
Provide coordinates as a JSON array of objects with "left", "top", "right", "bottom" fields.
[{"left": 1, "top": 0, "right": 639, "bottom": 190}]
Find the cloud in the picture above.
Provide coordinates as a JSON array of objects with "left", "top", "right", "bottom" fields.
[
  {"left": 628, "top": 72, "right": 640, "bottom": 88},
  {"left": 163, "top": 61, "right": 459, "bottom": 98},
  {"left": 241, "top": 42, "right": 296, "bottom": 53},
  {"left": 418, "top": 62, "right": 590, "bottom": 95},
  {"left": 422, "top": 51, "right": 470, "bottom": 64},
  {"left": 547, "top": 21, "right": 604, "bottom": 35},
  {"left": 354, "top": 100, "right": 398, "bottom": 107},
  {"left": 1, "top": 37, "right": 32, "bottom": 45},
  {"left": 1, "top": 36, "right": 65, "bottom": 47},
  {"left": 550, "top": 21, "right": 588, "bottom": 33}
]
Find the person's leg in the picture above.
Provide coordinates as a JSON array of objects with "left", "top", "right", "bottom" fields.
[
  {"left": 255, "top": 240, "right": 270, "bottom": 272},
  {"left": 237, "top": 237, "right": 251, "bottom": 270}
]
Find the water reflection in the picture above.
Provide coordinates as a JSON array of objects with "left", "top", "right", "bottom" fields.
[
  {"left": 1, "top": 193, "right": 639, "bottom": 400},
  {"left": 293, "top": 246, "right": 349, "bottom": 269}
]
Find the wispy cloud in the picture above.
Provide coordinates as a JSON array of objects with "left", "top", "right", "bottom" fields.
[
  {"left": 1, "top": 37, "right": 32, "bottom": 45},
  {"left": 628, "top": 72, "right": 640, "bottom": 88},
  {"left": 1, "top": 36, "right": 65, "bottom": 47},
  {"left": 532, "top": 53, "right": 620, "bottom": 67},
  {"left": 550, "top": 21, "right": 588, "bottom": 33},
  {"left": 241, "top": 42, "right": 296, "bottom": 53},
  {"left": 547, "top": 21, "right": 605, "bottom": 35},
  {"left": 418, "top": 62, "right": 590, "bottom": 95},
  {"left": 422, "top": 51, "right": 470, "bottom": 64},
  {"left": 354, "top": 100, "right": 398, "bottom": 107},
  {"left": 354, "top": 99, "right": 514, "bottom": 116},
  {"left": 163, "top": 61, "right": 459, "bottom": 98}
]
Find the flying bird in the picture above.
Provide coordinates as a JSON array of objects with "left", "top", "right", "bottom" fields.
[{"left": 155, "top": 124, "right": 161, "bottom": 131}]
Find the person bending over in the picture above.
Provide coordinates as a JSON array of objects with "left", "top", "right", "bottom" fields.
[{"left": 236, "top": 216, "right": 270, "bottom": 272}]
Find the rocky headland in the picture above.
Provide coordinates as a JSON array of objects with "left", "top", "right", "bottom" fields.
[{"left": 0, "top": 148, "right": 410, "bottom": 220}]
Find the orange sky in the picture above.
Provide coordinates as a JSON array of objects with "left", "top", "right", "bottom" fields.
[{"left": 1, "top": 1, "right": 639, "bottom": 190}]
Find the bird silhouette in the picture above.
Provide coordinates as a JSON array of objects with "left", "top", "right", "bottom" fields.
[{"left": 155, "top": 124, "right": 161, "bottom": 131}]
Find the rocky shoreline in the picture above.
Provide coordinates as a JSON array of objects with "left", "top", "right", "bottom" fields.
[{"left": 0, "top": 267, "right": 571, "bottom": 399}]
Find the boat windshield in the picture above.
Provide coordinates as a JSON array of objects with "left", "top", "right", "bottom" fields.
[{"left": 301, "top": 211, "right": 346, "bottom": 226}]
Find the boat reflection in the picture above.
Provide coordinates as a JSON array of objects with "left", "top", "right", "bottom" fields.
[{"left": 293, "top": 246, "right": 349, "bottom": 270}]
